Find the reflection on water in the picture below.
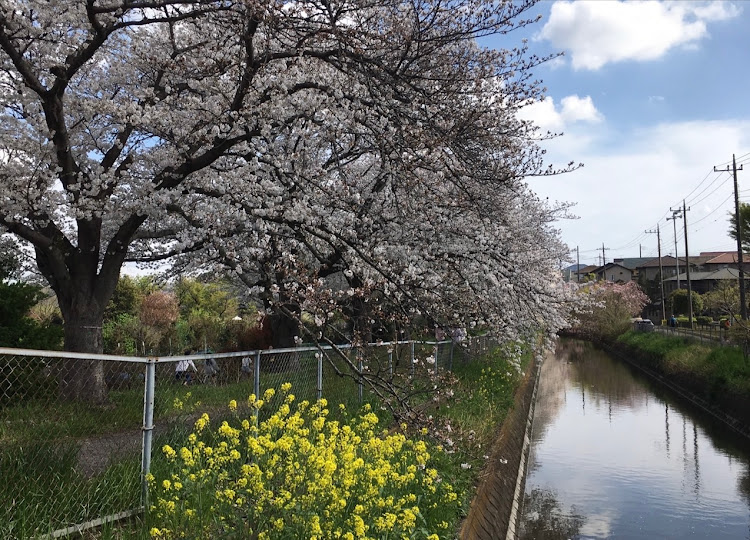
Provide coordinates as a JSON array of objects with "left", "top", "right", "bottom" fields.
[
  {"left": 522, "top": 488, "right": 584, "bottom": 540},
  {"left": 519, "top": 339, "right": 750, "bottom": 539}
]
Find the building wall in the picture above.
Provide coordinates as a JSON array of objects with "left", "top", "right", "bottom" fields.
[
  {"left": 604, "top": 266, "right": 633, "bottom": 283},
  {"left": 640, "top": 266, "right": 678, "bottom": 282}
]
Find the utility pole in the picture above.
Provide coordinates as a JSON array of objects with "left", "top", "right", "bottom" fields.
[
  {"left": 667, "top": 210, "right": 683, "bottom": 289},
  {"left": 715, "top": 154, "right": 747, "bottom": 320},
  {"left": 645, "top": 225, "right": 666, "bottom": 323},
  {"left": 639, "top": 244, "right": 642, "bottom": 258},
  {"left": 681, "top": 200, "right": 693, "bottom": 328},
  {"left": 601, "top": 243, "right": 610, "bottom": 281},
  {"left": 577, "top": 246, "right": 580, "bottom": 283}
]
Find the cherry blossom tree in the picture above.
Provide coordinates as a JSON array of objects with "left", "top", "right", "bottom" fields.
[
  {"left": 572, "top": 281, "right": 649, "bottom": 340},
  {"left": 0, "top": 0, "right": 574, "bottom": 401}
]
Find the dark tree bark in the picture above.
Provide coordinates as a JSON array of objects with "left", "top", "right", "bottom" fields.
[
  {"left": 60, "top": 316, "right": 107, "bottom": 404},
  {"left": 268, "top": 304, "right": 300, "bottom": 349},
  {"left": 36, "top": 245, "right": 122, "bottom": 403}
]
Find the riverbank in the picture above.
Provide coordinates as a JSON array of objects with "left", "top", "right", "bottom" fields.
[
  {"left": 604, "top": 331, "right": 750, "bottom": 438},
  {"left": 459, "top": 349, "right": 542, "bottom": 539}
]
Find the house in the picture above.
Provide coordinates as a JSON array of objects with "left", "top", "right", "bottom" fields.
[
  {"left": 562, "top": 263, "right": 585, "bottom": 282},
  {"left": 636, "top": 256, "right": 682, "bottom": 282},
  {"left": 574, "top": 264, "right": 601, "bottom": 282},
  {"left": 610, "top": 258, "right": 654, "bottom": 280},
  {"left": 597, "top": 262, "right": 633, "bottom": 283},
  {"left": 663, "top": 267, "right": 750, "bottom": 295},
  {"left": 636, "top": 253, "right": 716, "bottom": 284},
  {"left": 699, "top": 251, "right": 750, "bottom": 273}
]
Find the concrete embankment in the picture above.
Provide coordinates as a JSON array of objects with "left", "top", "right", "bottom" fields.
[
  {"left": 460, "top": 351, "right": 544, "bottom": 540},
  {"left": 601, "top": 340, "right": 750, "bottom": 440}
]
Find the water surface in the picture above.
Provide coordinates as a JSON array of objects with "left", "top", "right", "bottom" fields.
[{"left": 519, "top": 339, "right": 750, "bottom": 539}]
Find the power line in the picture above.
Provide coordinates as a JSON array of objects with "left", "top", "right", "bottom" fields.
[
  {"left": 571, "top": 150, "right": 750, "bottom": 259},
  {"left": 686, "top": 172, "right": 730, "bottom": 207},
  {"left": 682, "top": 169, "right": 721, "bottom": 205},
  {"left": 689, "top": 192, "right": 734, "bottom": 226}
]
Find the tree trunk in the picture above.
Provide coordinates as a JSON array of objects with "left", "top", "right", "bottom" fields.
[
  {"left": 51, "top": 273, "right": 116, "bottom": 404},
  {"left": 268, "top": 309, "right": 299, "bottom": 349},
  {"left": 60, "top": 318, "right": 107, "bottom": 403},
  {"left": 350, "top": 296, "right": 373, "bottom": 344}
]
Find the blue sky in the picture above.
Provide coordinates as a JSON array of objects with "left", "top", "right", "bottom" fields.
[{"left": 490, "top": 1, "right": 750, "bottom": 266}]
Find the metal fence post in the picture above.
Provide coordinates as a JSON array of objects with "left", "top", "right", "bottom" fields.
[
  {"left": 388, "top": 348, "right": 393, "bottom": 378},
  {"left": 140, "top": 358, "right": 156, "bottom": 506},
  {"left": 434, "top": 344, "right": 439, "bottom": 376},
  {"left": 254, "top": 350, "right": 261, "bottom": 398},
  {"left": 449, "top": 340, "right": 454, "bottom": 371},
  {"left": 254, "top": 350, "right": 261, "bottom": 422},
  {"left": 410, "top": 341, "right": 415, "bottom": 378},
  {"left": 317, "top": 352, "right": 323, "bottom": 402}
]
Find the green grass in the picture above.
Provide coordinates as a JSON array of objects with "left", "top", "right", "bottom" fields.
[
  {"left": 431, "top": 345, "right": 531, "bottom": 515},
  {"left": 0, "top": 441, "right": 141, "bottom": 539},
  {"left": 617, "top": 330, "right": 750, "bottom": 396}
]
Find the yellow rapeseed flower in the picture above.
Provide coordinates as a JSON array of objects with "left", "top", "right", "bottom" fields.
[
  {"left": 149, "top": 390, "right": 460, "bottom": 539},
  {"left": 194, "top": 413, "right": 209, "bottom": 432}
]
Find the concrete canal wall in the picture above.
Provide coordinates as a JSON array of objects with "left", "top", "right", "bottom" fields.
[{"left": 460, "top": 351, "right": 545, "bottom": 540}]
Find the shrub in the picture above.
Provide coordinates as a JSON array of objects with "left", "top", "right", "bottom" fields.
[
  {"left": 235, "top": 318, "right": 273, "bottom": 351},
  {"left": 149, "top": 385, "right": 460, "bottom": 539},
  {"left": 696, "top": 316, "right": 713, "bottom": 326}
]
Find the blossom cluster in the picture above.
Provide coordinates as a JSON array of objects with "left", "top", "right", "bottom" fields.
[
  {"left": 148, "top": 384, "right": 460, "bottom": 539},
  {"left": 0, "top": 1, "right": 578, "bottom": 365}
]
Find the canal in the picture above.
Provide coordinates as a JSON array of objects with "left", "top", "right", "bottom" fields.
[{"left": 519, "top": 339, "right": 750, "bottom": 539}]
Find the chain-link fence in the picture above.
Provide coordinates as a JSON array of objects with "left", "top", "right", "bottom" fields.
[
  {"left": 0, "top": 336, "right": 491, "bottom": 538},
  {"left": 657, "top": 323, "right": 730, "bottom": 344}
]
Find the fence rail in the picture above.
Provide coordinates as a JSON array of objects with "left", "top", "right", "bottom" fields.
[
  {"left": 0, "top": 336, "right": 492, "bottom": 538},
  {"left": 655, "top": 324, "right": 730, "bottom": 344}
]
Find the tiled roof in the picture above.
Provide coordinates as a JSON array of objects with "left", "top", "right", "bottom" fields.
[
  {"left": 699, "top": 251, "right": 733, "bottom": 257},
  {"left": 704, "top": 252, "right": 740, "bottom": 264},
  {"left": 637, "top": 255, "right": 712, "bottom": 268},
  {"left": 577, "top": 265, "right": 600, "bottom": 275},
  {"left": 612, "top": 257, "right": 655, "bottom": 270},
  {"left": 604, "top": 262, "right": 632, "bottom": 270},
  {"left": 663, "top": 267, "right": 746, "bottom": 282},
  {"left": 638, "top": 256, "right": 680, "bottom": 268}
]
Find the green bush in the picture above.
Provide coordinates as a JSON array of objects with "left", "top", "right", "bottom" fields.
[{"left": 696, "top": 316, "right": 713, "bottom": 326}]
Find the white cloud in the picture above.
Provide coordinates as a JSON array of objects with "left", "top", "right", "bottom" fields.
[
  {"left": 520, "top": 94, "right": 603, "bottom": 132},
  {"left": 538, "top": 1, "right": 742, "bottom": 70},
  {"left": 560, "top": 95, "right": 603, "bottom": 124},
  {"left": 692, "top": 1, "right": 741, "bottom": 21},
  {"left": 529, "top": 119, "right": 750, "bottom": 258}
]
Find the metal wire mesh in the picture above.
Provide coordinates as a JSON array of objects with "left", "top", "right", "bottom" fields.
[
  {"left": 0, "top": 338, "right": 490, "bottom": 537},
  {"left": 0, "top": 351, "right": 144, "bottom": 539}
]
